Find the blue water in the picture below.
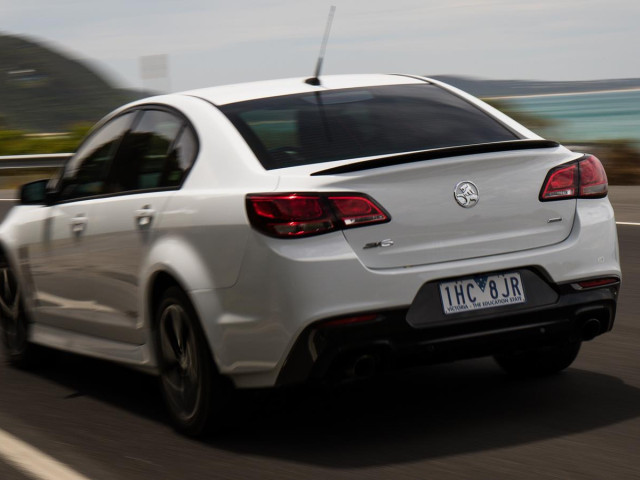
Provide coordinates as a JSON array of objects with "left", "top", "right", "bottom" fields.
[{"left": 501, "top": 90, "right": 640, "bottom": 144}]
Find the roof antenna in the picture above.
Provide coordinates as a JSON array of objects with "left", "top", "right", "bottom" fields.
[{"left": 305, "top": 5, "right": 336, "bottom": 86}]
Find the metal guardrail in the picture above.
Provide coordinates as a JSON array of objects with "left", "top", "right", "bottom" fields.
[{"left": 0, "top": 153, "right": 71, "bottom": 169}]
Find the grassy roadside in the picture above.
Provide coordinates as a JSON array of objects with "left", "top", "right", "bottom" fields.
[
  {"left": 0, "top": 168, "right": 60, "bottom": 191},
  {"left": 0, "top": 127, "right": 83, "bottom": 191},
  {"left": 0, "top": 125, "right": 89, "bottom": 155}
]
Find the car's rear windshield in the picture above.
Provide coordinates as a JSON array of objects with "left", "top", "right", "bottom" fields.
[{"left": 219, "top": 83, "right": 520, "bottom": 170}]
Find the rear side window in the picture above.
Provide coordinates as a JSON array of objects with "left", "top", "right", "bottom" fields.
[
  {"left": 109, "top": 109, "right": 197, "bottom": 193},
  {"left": 220, "top": 84, "right": 520, "bottom": 170}
]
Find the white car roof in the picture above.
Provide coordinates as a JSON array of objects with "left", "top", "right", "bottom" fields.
[{"left": 179, "top": 74, "right": 427, "bottom": 106}]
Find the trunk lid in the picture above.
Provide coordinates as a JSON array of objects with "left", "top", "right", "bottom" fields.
[{"left": 277, "top": 146, "right": 579, "bottom": 269}]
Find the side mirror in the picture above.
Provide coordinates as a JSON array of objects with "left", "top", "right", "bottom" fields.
[{"left": 20, "top": 179, "right": 52, "bottom": 205}]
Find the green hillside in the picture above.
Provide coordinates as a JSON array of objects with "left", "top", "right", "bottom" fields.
[{"left": 0, "top": 33, "right": 143, "bottom": 132}]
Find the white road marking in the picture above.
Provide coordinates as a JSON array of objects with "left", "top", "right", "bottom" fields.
[
  {"left": 0, "top": 428, "right": 92, "bottom": 480},
  {"left": 0, "top": 199, "right": 17, "bottom": 201},
  {"left": 616, "top": 222, "right": 640, "bottom": 226}
]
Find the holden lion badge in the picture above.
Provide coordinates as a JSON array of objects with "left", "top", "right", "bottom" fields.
[{"left": 454, "top": 181, "right": 479, "bottom": 208}]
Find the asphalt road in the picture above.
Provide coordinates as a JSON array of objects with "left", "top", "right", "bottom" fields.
[{"left": 0, "top": 189, "right": 639, "bottom": 480}]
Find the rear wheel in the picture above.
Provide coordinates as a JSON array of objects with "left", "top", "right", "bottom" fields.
[
  {"left": 0, "top": 258, "right": 34, "bottom": 367},
  {"left": 156, "top": 286, "right": 230, "bottom": 437},
  {"left": 494, "top": 341, "right": 582, "bottom": 377}
]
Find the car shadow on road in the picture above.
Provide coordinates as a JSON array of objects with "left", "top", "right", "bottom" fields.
[
  {"left": 4, "top": 347, "right": 168, "bottom": 424},
  {"left": 212, "top": 359, "right": 640, "bottom": 468},
  {"left": 6, "top": 349, "right": 640, "bottom": 469}
]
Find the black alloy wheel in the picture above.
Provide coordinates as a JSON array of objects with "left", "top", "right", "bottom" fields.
[
  {"left": 156, "top": 286, "right": 229, "bottom": 437},
  {"left": 0, "top": 258, "right": 32, "bottom": 366}
]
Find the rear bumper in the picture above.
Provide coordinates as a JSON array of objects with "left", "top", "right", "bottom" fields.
[
  {"left": 201, "top": 196, "right": 619, "bottom": 388},
  {"left": 276, "top": 279, "right": 619, "bottom": 386}
]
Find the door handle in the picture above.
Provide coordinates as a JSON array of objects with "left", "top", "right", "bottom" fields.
[
  {"left": 71, "top": 214, "right": 87, "bottom": 235},
  {"left": 134, "top": 206, "right": 156, "bottom": 228}
]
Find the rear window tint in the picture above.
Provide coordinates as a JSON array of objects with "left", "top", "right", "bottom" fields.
[{"left": 220, "top": 84, "right": 520, "bottom": 170}]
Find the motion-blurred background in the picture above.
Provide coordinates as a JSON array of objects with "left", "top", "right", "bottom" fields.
[{"left": 2, "top": 1, "right": 639, "bottom": 186}]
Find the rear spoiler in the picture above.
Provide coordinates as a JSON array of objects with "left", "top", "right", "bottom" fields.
[{"left": 311, "top": 139, "right": 560, "bottom": 176}]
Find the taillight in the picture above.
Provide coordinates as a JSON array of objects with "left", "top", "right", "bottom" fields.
[
  {"left": 540, "top": 155, "right": 607, "bottom": 201},
  {"left": 246, "top": 193, "right": 390, "bottom": 238},
  {"left": 540, "top": 163, "right": 578, "bottom": 200},
  {"left": 578, "top": 155, "right": 608, "bottom": 197}
]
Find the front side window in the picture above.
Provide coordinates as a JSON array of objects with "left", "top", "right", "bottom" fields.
[
  {"left": 220, "top": 83, "right": 521, "bottom": 170},
  {"left": 56, "top": 112, "right": 135, "bottom": 201},
  {"left": 108, "top": 109, "right": 196, "bottom": 193}
]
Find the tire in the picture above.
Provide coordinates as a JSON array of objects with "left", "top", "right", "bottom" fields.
[
  {"left": 0, "top": 257, "right": 35, "bottom": 368},
  {"left": 155, "top": 286, "right": 230, "bottom": 437},
  {"left": 494, "top": 341, "right": 582, "bottom": 377}
]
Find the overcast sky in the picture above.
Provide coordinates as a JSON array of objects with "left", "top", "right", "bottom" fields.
[{"left": 2, "top": 0, "right": 639, "bottom": 92}]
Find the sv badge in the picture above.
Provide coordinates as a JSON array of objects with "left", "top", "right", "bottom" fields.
[{"left": 363, "top": 239, "right": 395, "bottom": 250}]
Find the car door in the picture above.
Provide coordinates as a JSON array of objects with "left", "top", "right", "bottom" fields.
[
  {"left": 81, "top": 108, "right": 198, "bottom": 344},
  {"left": 23, "top": 112, "right": 137, "bottom": 335}
]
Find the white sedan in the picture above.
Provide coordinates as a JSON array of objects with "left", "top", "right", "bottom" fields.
[{"left": 0, "top": 74, "right": 621, "bottom": 436}]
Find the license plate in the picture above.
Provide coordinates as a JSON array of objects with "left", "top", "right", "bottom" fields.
[{"left": 439, "top": 272, "right": 526, "bottom": 315}]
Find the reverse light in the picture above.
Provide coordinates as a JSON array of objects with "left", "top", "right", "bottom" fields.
[
  {"left": 246, "top": 193, "right": 390, "bottom": 238},
  {"left": 540, "top": 155, "right": 608, "bottom": 201},
  {"left": 328, "top": 196, "right": 388, "bottom": 226}
]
